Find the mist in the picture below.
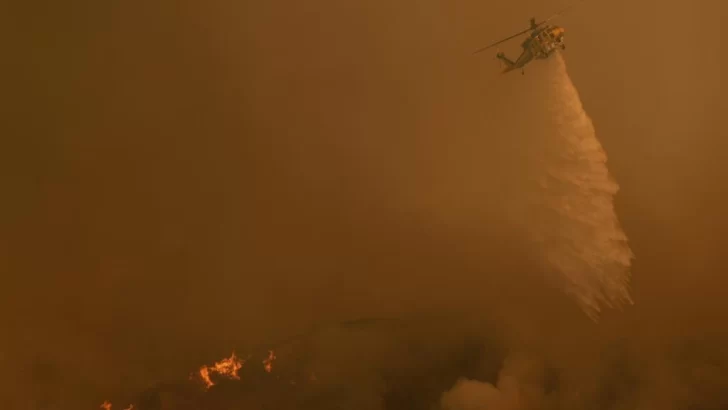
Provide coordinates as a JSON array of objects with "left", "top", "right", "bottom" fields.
[{"left": 2, "top": 0, "right": 727, "bottom": 409}]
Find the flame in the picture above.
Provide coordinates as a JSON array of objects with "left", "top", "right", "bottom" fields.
[
  {"left": 263, "top": 350, "right": 276, "bottom": 373},
  {"left": 100, "top": 401, "right": 133, "bottom": 410},
  {"left": 97, "top": 348, "right": 322, "bottom": 406},
  {"left": 198, "top": 351, "right": 244, "bottom": 389}
]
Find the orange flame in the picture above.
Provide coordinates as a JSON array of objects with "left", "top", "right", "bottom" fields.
[
  {"left": 99, "top": 348, "right": 320, "bottom": 405},
  {"left": 198, "top": 351, "right": 244, "bottom": 389},
  {"left": 263, "top": 350, "right": 276, "bottom": 373},
  {"left": 100, "top": 401, "right": 133, "bottom": 410}
]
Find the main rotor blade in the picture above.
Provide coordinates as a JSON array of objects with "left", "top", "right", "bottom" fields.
[
  {"left": 540, "top": 0, "right": 586, "bottom": 24},
  {"left": 472, "top": 26, "right": 532, "bottom": 54}
]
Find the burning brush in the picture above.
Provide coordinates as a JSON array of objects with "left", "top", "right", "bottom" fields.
[
  {"left": 100, "top": 400, "right": 133, "bottom": 410},
  {"left": 196, "top": 351, "right": 246, "bottom": 390},
  {"left": 100, "top": 350, "right": 277, "bottom": 409}
]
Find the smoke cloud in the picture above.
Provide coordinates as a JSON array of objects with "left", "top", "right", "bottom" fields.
[{"left": 440, "top": 354, "right": 547, "bottom": 410}]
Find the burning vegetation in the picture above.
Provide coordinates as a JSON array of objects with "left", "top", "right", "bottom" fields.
[
  {"left": 100, "top": 349, "right": 284, "bottom": 410},
  {"left": 100, "top": 400, "right": 134, "bottom": 410},
  {"left": 263, "top": 350, "right": 276, "bottom": 373},
  {"left": 196, "top": 351, "right": 245, "bottom": 390}
]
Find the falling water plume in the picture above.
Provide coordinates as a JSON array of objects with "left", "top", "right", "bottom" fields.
[{"left": 528, "top": 53, "right": 634, "bottom": 321}]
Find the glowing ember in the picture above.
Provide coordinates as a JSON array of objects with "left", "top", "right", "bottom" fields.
[
  {"left": 263, "top": 350, "right": 276, "bottom": 373},
  {"left": 197, "top": 351, "right": 244, "bottom": 389},
  {"left": 100, "top": 401, "right": 133, "bottom": 410}
]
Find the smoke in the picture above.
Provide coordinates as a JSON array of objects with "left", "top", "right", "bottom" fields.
[
  {"left": 440, "top": 354, "right": 547, "bottom": 410},
  {"left": 520, "top": 53, "right": 634, "bottom": 320}
]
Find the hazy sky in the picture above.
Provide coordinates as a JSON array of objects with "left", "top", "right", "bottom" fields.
[{"left": 2, "top": 0, "right": 726, "bottom": 408}]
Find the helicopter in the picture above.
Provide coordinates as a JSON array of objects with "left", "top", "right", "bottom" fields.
[{"left": 473, "top": 3, "right": 583, "bottom": 75}]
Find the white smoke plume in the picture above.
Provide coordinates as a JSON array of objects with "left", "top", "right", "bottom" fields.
[
  {"left": 440, "top": 354, "right": 547, "bottom": 410},
  {"left": 524, "top": 53, "right": 634, "bottom": 320}
]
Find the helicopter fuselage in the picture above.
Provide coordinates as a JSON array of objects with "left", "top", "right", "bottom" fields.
[
  {"left": 495, "top": 24, "right": 566, "bottom": 74},
  {"left": 522, "top": 25, "right": 566, "bottom": 59}
]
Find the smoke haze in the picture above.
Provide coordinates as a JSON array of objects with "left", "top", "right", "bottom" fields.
[{"left": 2, "top": 0, "right": 727, "bottom": 409}]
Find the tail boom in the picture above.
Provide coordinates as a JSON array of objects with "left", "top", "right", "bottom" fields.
[{"left": 496, "top": 52, "right": 516, "bottom": 72}]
